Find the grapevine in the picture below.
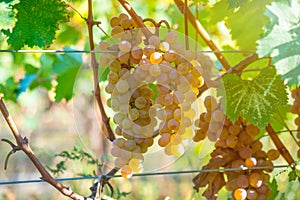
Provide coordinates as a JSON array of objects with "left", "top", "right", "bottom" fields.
[{"left": 0, "top": 0, "right": 299, "bottom": 200}]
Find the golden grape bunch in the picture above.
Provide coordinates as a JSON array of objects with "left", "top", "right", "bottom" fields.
[{"left": 98, "top": 13, "right": 214, "bottom": 177}]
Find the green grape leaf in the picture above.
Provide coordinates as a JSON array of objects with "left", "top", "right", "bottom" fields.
[
  {"left": 268, "top": 179, "right": 279, "bottom": 200},
  {"left": 98, "top": 67, "right": 109, "bottom": 82},
  {"left": 5, "top": 0, "right": 68, "bottom": 49},
  {"left": 53, "top": 48, "right": 82, "bottom": 102},
  {"left": 210, "top": 0, "right": 272, "bottom": 50},
  {"left": 256, "top": 0, "right": 300, "bottom": 86},
  {"left": 218, "top": 67, "right": 288, "bottom": 129},
  {"left": 0, "top": 0, "right": 18, "bottom": 30},
  {"left": 268, "top": 104, "right": 291, "bottom": 133},
  {"left": 0, "top": 77, "right": 18, "bottom": 102},
  {"left": 31, "top": 55, "right": 53, "bottom": 90},
  {"left": 55, "top": 66, "right": 80, "bottom": 102},
  {"left": 226, "top": 0, "right": 247, "bottom": 9}
]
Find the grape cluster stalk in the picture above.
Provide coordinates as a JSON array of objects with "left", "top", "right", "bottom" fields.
[
  {"left": 98, "top": 13, "right": 215, "bottom": 177},
  {"left": 193, "top": 96, "right": 280, "bottom": 200}
]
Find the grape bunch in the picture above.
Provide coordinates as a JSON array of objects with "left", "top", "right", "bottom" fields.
[
  {"left": 291, "top": 86, "right": 300, "bottom": 159},
  {"left": 193, "top": 96, "right": 280, "bottom": 200},
  {"left": 98, "top": 13, "right": 215, "bottom": 177},
  {"left": 194, "top": 96, "right": 225, "bottom": 142}
]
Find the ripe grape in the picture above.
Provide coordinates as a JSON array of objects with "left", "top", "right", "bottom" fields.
[
  {"left": 115, "top": 80, "right": 129, "bottom": 93},
  {"left": 233, "top": 188, "right": 247, "bottom": 200},
  {"left": 236, "top": 175, "right": 249, "bottom": 188},
  {"left": 148, "top": 35, "right": 160, "bottom": 48},
  {"left": 165, "top": 31, "right": 178, "bottom": 44},
  {"left": 249, "top": 173, "right": 263, "bottom": 188},
  {"left": 245, "top": 157, "right": 257, "bottom": 167},
  {"left": 150, "top": 52, "right": 163, "bottom": 64},
  {"left": 119, "top": 40, "right": 132, "bottom": 53},
  {"left": 266, "top": 149, "right": 280, "bottom": 160}
]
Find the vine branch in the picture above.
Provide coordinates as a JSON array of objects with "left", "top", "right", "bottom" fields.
[
  {"left": 118, "top": 0, "right": 152, "bottom": 38},
  {"left": 173, "top": 0, "right": 231, "bottom": 70},
  {"left": 266, "top": 124, "right": 295, "bottom": 166},
  {"left": 0, "top": 97, "right": 91, "bottom": 200},
  {"left": 86, "top": 0, "right": 115, "bottom": 142}
]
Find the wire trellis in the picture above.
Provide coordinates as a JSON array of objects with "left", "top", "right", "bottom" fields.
[
  {"left": 0, "top": 164, "right": 290, "bottom": 186},
  {"left": 0, "top": 49, "right": 256, "bottom": 54}
]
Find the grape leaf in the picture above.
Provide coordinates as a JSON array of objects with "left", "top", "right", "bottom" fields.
[
  {"left": 0, "top": 77, "right": 18, "bottom": 102},
  {"left": 4, "top": 0, "right": 68, "bottom": 49},
  {"left": 226, "top": 0, "right": 247, "bottom": 9},
  {"left": 210, "top": 0, "right": 272, "bottom": 50},
  {"left": 268, "top": 179, "right": 279, "bottom": 200},
  {"left": 256, "top": 0, "right": 300, "bottom": 86},
  {"left": 52, "top": 48, "right": 82, "bottom": 102},
  {"left": 217, "top": 67, "right": 288, "bottom": 129},
  {"left": 0, "top": 0, "right": 18, "bottom": 30}
]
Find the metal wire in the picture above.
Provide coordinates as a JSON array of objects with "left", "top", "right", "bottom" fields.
[
  {"left": 0, "top": 164, "right": 290, "bottom": 185},
  {"left": 0, "top": 49, "right": 256, "bottom": 54}
]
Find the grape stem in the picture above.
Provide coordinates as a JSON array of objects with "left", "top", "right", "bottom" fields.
[
  {"left": 265, "top": 124, "right": 295, "bottom": 167},
  {"left": 173, "top": 0, "right": 231, "bottom": 70},
  {"left": 118, "top": 0, "right": 153, "bottom": 39},
  {"left": 86, "top": 0, "right": 115, "bottom": 142},
  {"left": 0, "top": 97, "right": 91, "bottom": 200}
]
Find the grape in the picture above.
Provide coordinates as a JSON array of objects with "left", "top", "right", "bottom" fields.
[
  {"left": 109, "top": 60, "right": 122, "bottom": 72},
  {"left": 165, "top": 31, "right": 178, "bottom": 44},
  {"left": 226, "top": 135, "right": 238, "bottom": 148},
  {"left": 245, "top": 157, "right": 257, "bottom": 167},
  {"left": 231, "top": 159, "right": 245, "bottom": 169},
  {"left": 266, "top": 149, "right": 280, "bottom": 160},
  {"left": 245, "top": 124, "right": 260, "bottom": 137},
  {"left": 114, "top": 157, "right": 128, "bottom": 168},
  {"left": 122, "top": 118, "right": 133, "bottom": 129},
  {"left": 124, "top": 139, "right": 137, "bottom": 151},
  {"left": 148, "top": 35, "right": 160, "bottom": 48},
  {"left": 135, "top": 96, "right": 147, "bottom": 109},
  {"left": 158, "top": 133, "right": 171, "bottom": 147},
  {"left": 119, "top": 40, "right": 132, "bottom": 52},
  {"left": 159, "top": 41, "right": 170, "bottom": 52},
  {"left": 108, "top": 71, "right": 119, "bottom": 84},
  {"left": 229, "top": 124, "right": 241, "bottom": 136},
  {"left": 115, "top": 80, "right": 129, "bottom": 93},
  {"left": 143, "top": 45, "right": 156, "bottom": 57},
  {"left": 233, "top": 188, "right": 247, "bottom": 200},
  {"left": 167, "top": 119, "right": 180, "bottom": 130},
  {"left": 236, "top": 175, "right": 249, "bottom": 188},
  {"left": 204, "top": 96, "right": 218, "bottom": 111},
  {"left": 105, "top": 83, "right": 115, "bottom": 94},
  {"left": 119, "top": 13, "right": 129, "bottom": 20},
  {"left": 131, "top": 46, "right": 143, "bottom": 60},
  {"left": 110, "top": 16, "right": 121, "bottom": 27},
  {"left": 121, "top": 18, "right": 131, "bottom": 29},
  {"left": 111, "top": 146, "right": 121, "bottom": 157},
  {"left": 121, "top": 165, "right": 133, "bottom": 179},
  {"left": 177, "top": 62, "right": 190, "bottom": 75},
  {"left": 98, "top": 41, "right": 110, "bottom": 50},
  {"left": 161, "top": 93, "right": 173, "bottom": 106},
  {"left": 249, "top": 173, "right": 263, "bottom": 188},
  {"left": 149, "top": 64, "right": 162, "bottom": 77},
  {"left": 111, "top": 26, "right": 124, "bottom": 37},
  {"left": 150, "top": 52, "right": 163, "bottom": 64},
  {"left": 238, "top": 147, "right": 252, "bottom": 159},
  {"left": 164, "top": 50, "right": 178, "bottom": 62},
  {"left": 246, "top": 189, "right": 258, "bottom": 200}
]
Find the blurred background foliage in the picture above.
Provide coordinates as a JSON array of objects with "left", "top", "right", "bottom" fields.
[{"left": 0, "top": 0, "right": 299, "bottom": 199}]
